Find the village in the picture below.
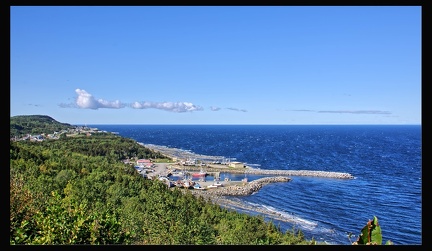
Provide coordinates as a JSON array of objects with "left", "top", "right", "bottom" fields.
[
  {"left": 126, "top": 154, "right": 253, "bottom": 191},
  {"left": 10, "top": 125, "right": 107, "bottom": 141}
]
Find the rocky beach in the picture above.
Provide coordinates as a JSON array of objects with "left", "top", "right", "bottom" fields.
[{"left": 181, "top": 176, "right": 300, "bottom": 224}]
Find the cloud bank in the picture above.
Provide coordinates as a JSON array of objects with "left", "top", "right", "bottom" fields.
[
  {"left": 60, "top": 89, "right": 391, "bottom": 117},
  {"left": 59, "top": 89, "right": 249, "bottom": 113},
  {"left": 59, "top": 89, "right": 214, "bottom": 113}
]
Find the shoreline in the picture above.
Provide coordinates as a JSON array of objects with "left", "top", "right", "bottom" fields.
[
  {"left": 182, "top": 177, "right": 311, "bottom": 227},
  {"left": 191, "top": 193, "right": 300, "bottom": 224},
  {"left": 181, "top": 176, "right": 301, "bottom": 225}
]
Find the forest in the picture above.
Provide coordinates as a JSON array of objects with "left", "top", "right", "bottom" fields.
[
  {"left": 10, "top": 115, "right": 76, "bottom": 138},
  {"left": 10, "top": 115, "right": 314, "bottom": 245}
]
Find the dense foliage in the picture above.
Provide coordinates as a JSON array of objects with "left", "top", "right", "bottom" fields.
[
  {"left": 10, "top": 133, "right": 312, "bottom": 244},
  {"left": 10, "top": 115, "right": 76, "bottom": 138}
]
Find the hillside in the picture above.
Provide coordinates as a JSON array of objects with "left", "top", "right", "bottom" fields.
[
  {"left": 10, "top": 115, "right": 76, "bottom": 138},
  {"left": 9, "top": 115, "right": 312, "bottom": 245}
]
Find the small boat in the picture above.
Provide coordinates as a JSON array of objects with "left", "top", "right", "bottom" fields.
[
  {"left": 182, "top": 179, "right": 194, "bottom": 189},
  {"left": 207, "top": 184, "right": 218, "bottom": 189},
  {"left": 212, "top": 177, "right": 223, "bottom": 187},
  {"left": 193, "top": 183, "right": 205, "bottom": 190},
  {"left": 175, "top": 180, "right": 183, "bottom": 188},
  {"left": 169, "top": 169, "right": 185, "bottom": 177},
  {"left": 158, "top": 176, "right": 169, "bottom": 182},
  {"left": 213, "top": 181, "right": 223, "bottom": 187},
  {"left": 192, "top": 168, "right": 207, "bottom": 178},
  {"left": 158, "top": 176, "right": 174, "bottom": 188}
]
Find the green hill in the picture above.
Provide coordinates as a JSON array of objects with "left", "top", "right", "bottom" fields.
[
  {"left": 10, "top": 115, "right": 76, "bottom": 138},
  {"left": 9, "top": 115, "right": 312, "bottom": 245}
]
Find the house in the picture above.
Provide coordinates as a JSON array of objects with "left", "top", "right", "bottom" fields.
[{"left": 136, "top": 159, "right": 154, "bottom": 168}]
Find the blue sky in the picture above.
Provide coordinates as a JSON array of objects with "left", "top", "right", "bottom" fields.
[{"left": 10, "top": 6, "right": 421, "bottom": 125}]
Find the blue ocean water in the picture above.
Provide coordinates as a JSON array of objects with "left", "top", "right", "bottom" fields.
[{"left": 90, "top": 124, "right": 422, "bottom": 245}]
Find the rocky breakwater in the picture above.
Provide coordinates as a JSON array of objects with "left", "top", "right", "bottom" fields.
[
  {"left": 245, "top": 169, "right": 355, "bottom": 179},
  {"left": 195, "top": 176, "right": 291, "bottom": 196},
  {"left": 204, "top": 166, "right": 355, "bottom": 179}
]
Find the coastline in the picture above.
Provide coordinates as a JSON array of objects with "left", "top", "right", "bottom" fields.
[
  {"left": 191, "top": 192, "right": 299, "bottom": 224},
  {"left": 146, "top": 144, "right": 356, "bottom": 237},
  {"left": 183, "top": 177, "right": 307, "bottom": 226},
  {"left": 150, "top": 163, "right": 355, "bottom": 238}
]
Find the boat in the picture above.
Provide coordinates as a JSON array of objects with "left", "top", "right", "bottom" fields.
[
  {"left": 158, "top": 176, "right": 174, "bottom": 188},
  {"left": 169, "top": 169, "right": 185, "bottom": 177},
  {"left": 207, "top": 184, "right": 218, "bottom": 189},
  {"left": 192, "top": 167, "right": 207, "bottom": 178},
  {"left": 193, "top": 183, "right": 205, "bottom": 190},
  {"left": 213, "top": 181, "right": 223, "bottom": 187},
  {"left": 212, "top": 177, "right": 223, "bottom": 187},
  {"left": 175, "top": 179, "right": 184, "bottom": 188},
  {"left": 182, "top": 178, "right": 194, "bottom": 189}
]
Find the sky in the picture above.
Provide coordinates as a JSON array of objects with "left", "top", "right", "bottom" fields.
[{"left": 10, "top": 6, "right": 422, "bottom": 125}]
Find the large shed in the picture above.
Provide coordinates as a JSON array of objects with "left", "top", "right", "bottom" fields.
[{"left": 228, "top": 161, "right": 245, "bottom": 168}]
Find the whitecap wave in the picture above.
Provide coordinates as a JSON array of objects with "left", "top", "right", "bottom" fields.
[
  {"left": 253, "top": 204, "right": 318, "bottom": 230},
  {"left": 244, "top": 201, "right": 261, "bottom": 207},
  {"left": 246, "top": 163, "right": 261, "bottom": 167}
]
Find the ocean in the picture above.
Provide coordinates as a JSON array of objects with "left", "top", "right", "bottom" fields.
[{"left": 88, "top": 124, "right": 422, "bottom": 245}]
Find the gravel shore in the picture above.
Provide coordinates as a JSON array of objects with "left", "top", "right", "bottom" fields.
[{"left": 177, "top": 176, "right": 304, "bottom": 224}]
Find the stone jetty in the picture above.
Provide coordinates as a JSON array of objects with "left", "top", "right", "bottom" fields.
[
  {"left": 180, "top": 166, "right": 354, "bottom": 179},
  {"left": 144, "top": 143, "right": 355, "bottom": 179},
  {"left": 244, "top": 169, "right": 354, "bottom": 179},
  {"left": 191, "top": 176, "right": 291, "bottom": 196},
  {"left": 191, "top": 166, "right": 354, "bottom": 179}
]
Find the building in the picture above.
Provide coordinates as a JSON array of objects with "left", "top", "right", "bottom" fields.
[
  {"left": 136, "top": 159, "right": 154, "bottom": 168},
  {"left": 228, "top": 161, "right": 245, "bottom": 168}
]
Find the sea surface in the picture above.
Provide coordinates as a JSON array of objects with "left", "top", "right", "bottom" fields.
[{"left": 89, "top": 124, "right": 422, "bottom": 245}]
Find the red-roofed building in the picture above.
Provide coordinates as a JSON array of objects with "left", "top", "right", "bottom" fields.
[{"left": 136, "top": 159, "right": 154, "bottom": 168}]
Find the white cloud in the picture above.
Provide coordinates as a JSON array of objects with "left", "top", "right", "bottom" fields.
[
  {"left": 131, "top": 101, "right": 203, "bottom": 112},
  {"left": 59, "top": 89, "right": 204, "bottom": 113},
  {"left": 226, "top": 107, "right": 247, "bottom": 112},
  {"left": 75, "top": 89, "right": 125, "bottom": 109}
]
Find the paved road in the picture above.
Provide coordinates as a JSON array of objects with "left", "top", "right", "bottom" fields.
[{"left": 149, "top": 163, "right": 169, "bottom": 178}]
